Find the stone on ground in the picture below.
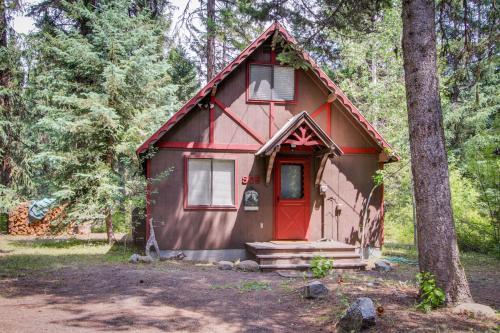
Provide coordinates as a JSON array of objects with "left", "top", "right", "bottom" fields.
[
  {"left": 217, "top": 260, "right": 234, "bottom": 270},
  {"left": 374, "top": 259, "right": 392, "bottom": 272},
  {"left": 236, "top": 260, "right": 260, "bottom": 272},
  {"left": 452, "top": 303, "right": 497, "bottom": 320},
  {"left": 338, "top": 297, "right": 376, "bottom": 332},
  {"left": 303, "top": 281, "right": 329, "bottom": 299},
  {"left": 129, "top": 253, "right": 154, "bottom": 263}
]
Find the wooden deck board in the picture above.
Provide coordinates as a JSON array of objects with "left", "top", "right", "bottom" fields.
[{"left": 246, "top": 241, "right": 355, "bottom": 251}]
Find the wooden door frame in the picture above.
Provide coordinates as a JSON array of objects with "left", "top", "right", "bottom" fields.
[{"left": 273, "top": 155, "right": 311, "bottom": 240}]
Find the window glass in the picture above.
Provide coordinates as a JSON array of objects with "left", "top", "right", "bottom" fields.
[
  {"left": 280, "top": 164, "right": 303, "bottom": 199},
  {"left": 249, "top": 64, "right": 272, "bottom": 100},
  {"left": 273, "top": 66, "right": 295, "bottom": 100},
  {"left": 212, "top": 160, "right": 235, "bottom": 206},
  {"left": 249, "top": 64, "right": 295, "bottom": 101},
  {"left": 187, "top": 159, "right": 211, "bottom": 205},
  {"left": 187, "top": 159, "right": 235, "bottom": 207}
]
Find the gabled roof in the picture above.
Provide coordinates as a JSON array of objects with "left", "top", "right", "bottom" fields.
[
  {"left": 256, "top": 111, "right": 343, "bottom": 156},
  {"left": 137, "top": 22, "right": 397, "bottom": 159}
]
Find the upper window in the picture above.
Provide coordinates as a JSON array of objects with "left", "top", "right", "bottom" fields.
[
  {"left": 249, "top": 64, "right": 295, "bottom": 102},
  {"left": 186, "top": 158, "right": 235, "bottom": 208}
]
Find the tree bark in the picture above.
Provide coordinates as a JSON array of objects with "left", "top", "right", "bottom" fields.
[
  {"left": 206, "top": 0, "right": 216, "bottom": 81},
  {"left": 401, "top": 0, "right": 472, "bottom": 304},
  {"left": 0, "top": 0, "right": 12, "bottom": 187},
  {"left": 105, "top": 209, "right": 116, "bottom": 244}
]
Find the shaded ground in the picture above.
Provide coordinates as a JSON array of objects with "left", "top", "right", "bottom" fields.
[{"left": 0, "top": 236, "right": 498, "bottom": 332}]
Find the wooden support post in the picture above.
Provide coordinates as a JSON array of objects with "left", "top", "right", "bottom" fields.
[
  {"left": 315, "top": 153, "right": 330, "bottom": 186},
  {"left": 266, "top": 145, "right": 280, "bottom": 185}
]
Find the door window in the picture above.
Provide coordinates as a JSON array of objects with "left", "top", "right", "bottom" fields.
[{"left": 280, "top": 164, "right": 304, "bottom": 199}]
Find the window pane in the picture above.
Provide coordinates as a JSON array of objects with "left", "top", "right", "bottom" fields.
[
  {"left": 187, "top": 159, "right": 211, "bottom": 206},
  {"left": 280, "top": 164, "right": 303, "bottom": 199},
  {"left": 212, "top": 160, "right": 235, "bottom": 206},
  {"left": 273, "top": 66, "right": 295, "bottom": 101},
  {"left": 249, "top": 64, "right": 272, "bottom": 100}
]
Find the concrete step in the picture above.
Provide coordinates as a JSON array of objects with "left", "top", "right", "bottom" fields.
[
  {"left": 259, "top": 257, "right": 361, "bottom": 266},
  {"left": 259, "top": 260, "right": 367, "bottom": 271}
]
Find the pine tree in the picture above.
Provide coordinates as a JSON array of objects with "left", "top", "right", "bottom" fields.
[
  {"left": 167, "top": 46, "right": 200, "bottom": 103},
  {"left": 27, "top": 0, "right": 179, "bottom": 242}
]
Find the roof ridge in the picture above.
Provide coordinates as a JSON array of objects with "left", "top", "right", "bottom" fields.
[{"left": 137, "top": 22, "right": 398, "bottom": 161}]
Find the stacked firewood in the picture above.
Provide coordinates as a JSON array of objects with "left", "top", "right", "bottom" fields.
[{"left": 8, "top": 202, "right": 69, "bottom": 236}]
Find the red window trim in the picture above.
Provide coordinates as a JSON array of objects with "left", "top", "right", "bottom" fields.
[
  {"left": 183, "top": 156, "right": 238, "bottom": 211},
  {"left": 246, "top": 62, "right": 298, "bottom": 104}
]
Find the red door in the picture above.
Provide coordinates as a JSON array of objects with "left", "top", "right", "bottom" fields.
[{"left": 274, "top": 157, "right": 310, "bottom": 240}]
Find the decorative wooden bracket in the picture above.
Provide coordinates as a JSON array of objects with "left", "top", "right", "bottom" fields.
[
  {"left": 266, "top": 145, "right": 280, "bottom": 185},
  {"left": 315, "top": 152, "right": 331, "bottom": 186},
  {"left": 284, "top": 125, "right": 321, "bottom": 146}
]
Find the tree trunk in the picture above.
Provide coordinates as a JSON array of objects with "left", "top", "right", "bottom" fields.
[
  {"left": 401, "top": 0, "right": 472, "bottom": 304},
  {"left": 0, "top": 0, "right": 12, "bottom": 187},
  {"left": 105, "top": 209, "right": 116, "bottom": 244},
  {"left": 206, "top": 0, "right": 216, "bottom": 81}
]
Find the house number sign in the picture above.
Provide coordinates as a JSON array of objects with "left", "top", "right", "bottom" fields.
[{"left": 242, "top": 176, "right": 260, "bottom": 185}]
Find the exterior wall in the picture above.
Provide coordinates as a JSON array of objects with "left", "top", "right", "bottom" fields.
[{"left": 149, "top": 40, "right": 384, "bottom": 250}]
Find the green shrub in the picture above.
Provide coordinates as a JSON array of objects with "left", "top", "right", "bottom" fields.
[
  {"left": 416, "top": 272, "right": 445, "bottom": 312},
  {"left": 310, "top": 255, "right": 334, "bottom": 278}
]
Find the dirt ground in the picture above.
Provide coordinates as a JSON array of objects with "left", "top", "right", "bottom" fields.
[{"left": 0, "top": 237, "right": 498, "bottom": 332}]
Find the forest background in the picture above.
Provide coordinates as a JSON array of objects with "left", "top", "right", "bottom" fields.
[{"left": 0, "top": 0, "right": 498, "bottom": 255}]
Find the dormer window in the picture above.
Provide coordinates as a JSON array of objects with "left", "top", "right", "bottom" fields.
[{"left": 248, "top": 64, "right": 296, "bottom": 102}]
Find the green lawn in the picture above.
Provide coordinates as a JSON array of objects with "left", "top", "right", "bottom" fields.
[{"left": 0, "top": 236, "right": 134, "bottom": 277}]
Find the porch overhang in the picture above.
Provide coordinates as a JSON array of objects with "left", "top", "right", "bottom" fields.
[{"left": 255, "top": 111, "right": 343, "bottom": 185}]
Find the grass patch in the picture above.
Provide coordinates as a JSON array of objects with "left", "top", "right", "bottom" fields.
[
  {"left": 237, "top": 280, "right": 272, "bottom": 292},
  {"left": 0, "top": 236, "right": 134, "bottom": 277}
]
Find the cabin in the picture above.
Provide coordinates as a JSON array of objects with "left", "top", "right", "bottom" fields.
[{"left": 137, "top": 22, "right": 398, "bottom": 270}]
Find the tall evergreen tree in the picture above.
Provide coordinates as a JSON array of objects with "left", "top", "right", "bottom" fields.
[
  {"left": 401, "top": 0, "right": 472, "bottom": 303},
  {"left": 27, "top": 0, "right": 179, "bottom": 242},
  {"left": 167, "top": 46, "right": 200, "bottom": 103}
]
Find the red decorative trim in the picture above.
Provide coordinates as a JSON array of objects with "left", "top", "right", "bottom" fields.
[
  {"left": 341, "top": 147, "right": 379, "bottom": 154},
  {"left": 157, "top": 141, "right": 260, "bottom": 152},
  {"left": 213, "top": 98, "right": 265, "bottom": 144},
  {"left": 183, "top": 156, "right": 238, "bottom": 210},
  {"left": 310, "top": 103, "right": 327, "bottom": 118},
  {"left": 145, "top": 159, "right": 151, "bottom": 241},
  {"left": 271, "top": 49, "right": 276, "bottom": 64},
  {"left": 284, "top": 125, "right": 322, "bottom": 146},
  {"left": 326, "top": 102, "right": 332, "bottom": 137},
  {"left": 269, "top": 102, "right": 275, "bottom": 138},
  {"left": 136, "top": 22, "right": 397, "bottom": 160},
  {"left": 209, "top": 96, "right": 215, "bottom": 144},
  {"left": 379, "top": 162, "right": 385, "bottom": 246}
]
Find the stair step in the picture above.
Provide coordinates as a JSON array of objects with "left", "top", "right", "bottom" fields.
[
  {"left": 256, "top": 253, "right": 360, "bottom": 260},
  {"left": 259, "top": 261, "right": 367, "bottom": 271}
]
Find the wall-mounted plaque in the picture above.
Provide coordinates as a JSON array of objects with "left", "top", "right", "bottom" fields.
[{"left": 244, "top": 186, "right": 259, "bottom": 211}]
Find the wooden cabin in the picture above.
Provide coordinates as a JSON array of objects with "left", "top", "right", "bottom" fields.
[{"left": 137, "top": 22, "right": 398, "bottom": 269}]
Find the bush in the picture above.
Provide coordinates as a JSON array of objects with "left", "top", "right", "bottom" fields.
[
  {"left": 416, "top": 272, "right": 445, "bottom": 312},
  {"left": 310, "top": 256, "right": 334, "bottom": 278}
]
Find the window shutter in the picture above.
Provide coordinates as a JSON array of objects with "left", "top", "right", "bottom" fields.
[
  {"left": 272, "top": 66, "right": 295, "bottom": 101},
  {"left": 249, "top": 65, "right": 272, "bottom": 100},
  {"left": 212, "top": 160, "right": 235, "bottom": 206},
  {"left": 187, "top": 159, "right": 211, "bottom": 206}
]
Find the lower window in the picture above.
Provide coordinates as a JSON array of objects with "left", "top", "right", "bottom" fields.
[{"left": 186, "top": 158, "right": 235, "bottom": 207}]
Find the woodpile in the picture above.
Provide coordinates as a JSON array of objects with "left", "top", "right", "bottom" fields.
[{"left": 8, "top": 202, "right": 70, "bottom": 236}]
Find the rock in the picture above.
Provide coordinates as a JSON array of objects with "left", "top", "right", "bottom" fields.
[
  {"left": 338, "top": 297, "right": 376, "bottom": 332},
  {"left": 452, "top": 303, "right": 497, "bottom": 320},
  {"left": 129, "top": 253, "right": 153, "bottom": 264},
  {"left": 236, "top": 260, "right": 260, "bottom": 272},
  {"left": 303, "top": 281, "right": 329, "bottom": 299},
  {"left": 374, "top": 260, "right": 392, "bottom": 272},
  {"left": 217, "top": 260, "right": 234, "bottom": 270},
  {"left": 160, "top": 251, "right": 186, "bottom": 261}
]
